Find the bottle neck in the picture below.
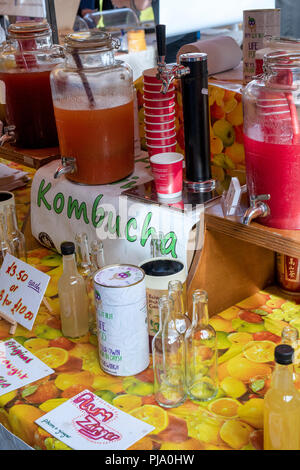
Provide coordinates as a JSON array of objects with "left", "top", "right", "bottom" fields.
[
  {"left": 0, "top": 213, "right": 7, "bottom": 240},
  {"left": 63, "top": 254, "right": 78, "bottom": 275},
  {"left": 170, "top": 290, "right": 185, "bottom": 317},
  {"left": 272, "top": 363, "right": 295, "bottom": 390},
  {"left": 91, "top": 249, "right": 105, "bottom": 271},
  {"left": 5, "top": 206, "right": 18, "bottom": 235},
  {"left": 192, "top": 297, "right": 209, "bottom": 327},
  {"left": 75, "top": 240, "right": 91, "bottom": 269}
]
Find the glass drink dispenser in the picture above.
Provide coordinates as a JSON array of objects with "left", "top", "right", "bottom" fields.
[
  {"left": 51, "top": 31, "right": 135, "bottom": 185},
  {"left": 0, "top": 20, "right": 62, "bottom": 149},
  {"left": 243, "top": 48, "right": 300, "bottom": 230}
]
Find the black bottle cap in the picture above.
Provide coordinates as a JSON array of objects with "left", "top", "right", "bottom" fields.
[
  {"left": 274, "top": 344, "right": 294, "bottom": 365},
  {"left": 61, "top": 241, "right": 75, "bottom": 255}
]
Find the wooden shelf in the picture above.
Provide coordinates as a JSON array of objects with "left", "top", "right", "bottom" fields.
[
  {"left": 205, "top": 201, "right": 300, "bottom": 258},
  {"left": 0, "top": 143, "right": 60, "bottom": 169}
]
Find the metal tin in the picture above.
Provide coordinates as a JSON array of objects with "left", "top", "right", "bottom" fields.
[
  {"left": 139, "top": 257, "right": 187, "bottom": 340},
  {"left": 94, "top": 264, "right": 149, "bottom": 376},
  {"left": 276, "top": 253, "right": 300, "bottom": 295},
  {"left": 243, "top": 9, "right": 280, "bottom": 84}
]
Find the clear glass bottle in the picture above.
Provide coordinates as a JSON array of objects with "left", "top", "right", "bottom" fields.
[
  {"left": 0, "top": 212, "right": 10, "bottom": 267},
  {"left": 0, "top": 20, "right": 63, "bottom": 148},
  {"left": 50, "top": 30, "right": 134, "bottom": 185},
  {"left": 168, "top": 280, "right": 191, "bottom": 334},
  {"left": 58, "top": 241, "right": 89, "bottom": 338},
  {"left": 185, "top": 290, "right": 218, "bottom": 401},
  {"left": 5, "top": 204, "right": 26, "bottom": 261},
  {"left": 264, "top": 344, "right": 300, "bottom": 450},
  {"left": 90, "top": 239, "right": 105, "bottom": 271},
  {"left": 74, "top": 233, "right": 95, "bottom": 334},
  {"left": 152, "top": 295, "right": 186, "bottom": 408}
]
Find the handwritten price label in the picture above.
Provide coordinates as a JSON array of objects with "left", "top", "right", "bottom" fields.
[
  {"left": 36, "top": 390, "right": 154, "bottom": 450},
  {"left": 0, "top": 254, "right": 50, "bottom": 331},
  {"left": 0, "top": 339, "right": 54, "bottom": 397}
]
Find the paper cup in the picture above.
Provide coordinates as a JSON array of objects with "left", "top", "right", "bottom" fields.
[
  {"left": 143, "top": 67, "right": 161, "bottom": 84},
  {"left": 146, "top": 133, "right": 177, "bottom": 146},
  {"left": 144, "top": 111, "right": 175, "bottom": 123},
  {"left": 143, "top": 83, "right": 175, "bottom": 93},
  {"left": 148, "top": 143, "right": 177, "bottom": 157},
  {"left": 143, "top": 96, "right": 175, "bottom": 108},
  {"left": 143, "top": 88, "right": 175, "bottom": 99},
  {"left": 150, "top": 152, "right": 183, "bottom": 198},
  {"left": 145, "top": 127, "right": 176, "bottom": 138},
  {"left": 144, "top": 120, "right": 175, "bottom": 131},
  {"left": 144, "top": 103, "right": 175, "bottom": 115}
]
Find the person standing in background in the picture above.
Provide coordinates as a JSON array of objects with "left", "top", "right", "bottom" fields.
[{"left": 78, "top": 0, "right": 97, "bottom": 17}]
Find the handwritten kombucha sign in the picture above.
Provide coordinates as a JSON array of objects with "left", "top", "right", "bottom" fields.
[
  {"left": 36, "top": 390, "right": 154, "bottom": 450},
  {"left": 0, "top": 254, "right": 50, "bottom": 331},
  {"left": 0, "top": 339, "right": 54, "bottom": 396}
]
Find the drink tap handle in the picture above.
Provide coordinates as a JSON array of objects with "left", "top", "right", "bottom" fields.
[
  {"left": 156, "top": 24, "right": 166, "bottom": 66},
  {"left": 250, "top": 194, "right": 271, "bottom": 207}
]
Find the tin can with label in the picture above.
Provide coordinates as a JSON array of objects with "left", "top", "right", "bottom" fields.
[
  {"left": 276, "top": 253, "right": 300, "bottom": 295},
  {"left": 139, "top": 257, "right": 187, "bottom": 349},
  {"left": 94, "top": 264, "right": 149, "bottom": 376},
  {"left": 243, "top": 9, "right": 280, "bottom": 85}
]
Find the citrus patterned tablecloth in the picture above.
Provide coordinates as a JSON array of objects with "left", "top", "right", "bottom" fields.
[{"left": 0, "top": 247, "right": 299, "bottom": 452}]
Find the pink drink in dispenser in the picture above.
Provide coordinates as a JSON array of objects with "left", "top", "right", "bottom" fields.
[{"left": 243, "top": 50, "right": 300, "bottom": 229}]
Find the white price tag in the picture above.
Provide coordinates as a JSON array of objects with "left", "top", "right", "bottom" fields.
[{"left": 0, "top": 254, "right": 50, "bottom": 331}]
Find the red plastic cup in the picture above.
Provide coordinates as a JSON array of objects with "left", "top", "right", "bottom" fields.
[
  {"left": 146, "top": 133, "right": 177, "bottom": 146},
  {"left": 143, "top": 95, "right": 175, "bottom": 107},
  {"left": 150, "top": 152, "right": 184, "bottom": 198},
  {"left": 143, "top": 83, "right": 175, "bottom": 93},
  {"left": 144, "top": 111, "right": 175, "bottom": 123},
  {"left": 144, "top": 119, "right": 175, "bottom": 131},
  {"left": 145, "top": 126, "right": 176, "bottom": 138},
  {"left": 147, "top": 142, "right": 177, "bottom": 157},
  {"left": 143, "top": 67, "right": 160, "bottom": 84},
  {"left": 143, "top": 88, "right": 175, "bottom": 99},
  {"left": 144, "top": 103, "right": 176, "bottom": 115}
]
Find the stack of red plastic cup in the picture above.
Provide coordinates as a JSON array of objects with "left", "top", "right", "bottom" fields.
[{"left": 143, "top": 68, "right": 177, "bottom": 157}]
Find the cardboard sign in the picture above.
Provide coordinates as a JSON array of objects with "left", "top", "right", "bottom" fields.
[
  {"left": 0, "top": 339, "right": 54, "bottom": 396},
  {"left": 0, "top": 254, "right": 50, "bottom": 331},
  {"left": 0, "top": 0, "right": 45, "bottom": 17},
  {"left": 36, "top": 389, "right": 155, "bottom": 450}
]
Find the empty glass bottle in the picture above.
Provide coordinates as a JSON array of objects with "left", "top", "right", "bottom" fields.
[
  {"left": 168, "top": 280, "right": 191, "bottom": 334},
  {"left": 5, "top": 204, "right": 26, "bottom": 261},
  {"left": 185, "top": 290, "right": 218, "bottom": 401},
  {"left": 0, "top": 212, "right": 10, "bottom": 267},
  {"left": 90, "top": 239, "right": 105, "bottom": 271},
  {"left": 152, "top": 295, "right": 186, "bottom": 408},
  {"left": 75, "top": 232, "right": 96, "bottom": 334},
  {"left": 58, "top": 241, "right": 89, "bottom": 338}
]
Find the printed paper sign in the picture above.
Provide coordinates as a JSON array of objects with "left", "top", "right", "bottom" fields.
[
  {"left": 0, "top": 339, "right": 54, "bottom": 396},
  {"left": 36, "top": 389, "right": 155, "bottom": 450},
  {"left": 0, "top": 253, "right": 50, "bottom": 331}
]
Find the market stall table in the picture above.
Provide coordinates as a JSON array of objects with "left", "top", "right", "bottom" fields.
[{"left": 0, "top": 239, "right": 298, "bottom": 451}]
